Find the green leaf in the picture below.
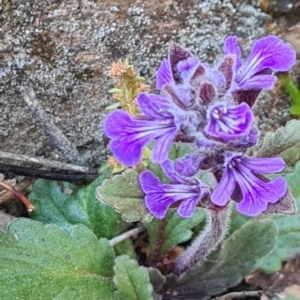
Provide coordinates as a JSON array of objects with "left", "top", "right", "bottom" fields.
[
  {"left": 283, "top": 77, "right": 300, "bottom": 116},
  {"left": 108, "top": 88, "right": 122, "bottom": 93},
  {"left": 114, "top": 239, "right": 136, "bottom": 259},
  {"left": 224, "top": 164, "right": 300, "bottom": 274},
  {"left": 105, "top": 102, "right": 120, "bottom": 110},
  {"left": 257, "top": 163, "right": 300, "bottom": 273},
  {"left": 0, "top": 219, "right": 115, "bottom": 300},
  {"left": 285, "top": 161, "right": 300, "bottom": 198},
  {"left": 96, "top": 169, "right": 153, "bottom": 223},
  {"left": 29, "top": 168, "right": 128, "bottom": 239},
  {"left": 145, "top": 209, "right": 206, "bottom": 261},
  {"left": 256, "top": 119, "right": 300, "bottom": 169},
  {"left": 113, "top": 255, "right": 153, "bottom": 300},
  {"left": 283, "top": 297, "right": 298, "bottom": 300},
  {"left": 162, "top": 219, "right": 277, "bottom": 300},
  {"left": 168, "top": 143, "right": 191, "bottom": 160},
  {"left": 290, "top": 104, "right": 300, "bottom": 115},
  {"left": 148, "top": 268, "right": 165, "bottom": 294}
]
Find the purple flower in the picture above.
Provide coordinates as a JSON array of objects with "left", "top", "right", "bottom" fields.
[
  {"left": 156, "top": 58, "right": 173, "bottom": 90},
  {"left": 174, "top": 154, "right": 204, "bottom": 177},
  {"left": 206, "top": 102, "right": 253, "bottom": 140},
  {"left": 224, "top": 35, "right": 296, "bottom": 91},
  {"left": 156, "top": 43, "right": 199, "bottom": 90},
  {"left": 211, "top": 154, "right": 287, "bottom": 216},
  {"left": 140, "top": 159, "right": 208, "bottom": 219},
  {"left": 104, "top": 93, "right": 179, "bottom": 166},
  {"left": 231, "top": 127, "right": 259, "bottom": 149}
]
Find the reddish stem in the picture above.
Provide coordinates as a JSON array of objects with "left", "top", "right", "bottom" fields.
[
  {"left": 150, "top": 218, "right": 167, "bottom": 265},
  {"left": 0, "top": 182, "right": 34, "bottom": 213}
]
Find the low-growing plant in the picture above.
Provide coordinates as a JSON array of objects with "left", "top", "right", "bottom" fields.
[{"left": 0, "top": 35, "right": 299, "bottom": 300}]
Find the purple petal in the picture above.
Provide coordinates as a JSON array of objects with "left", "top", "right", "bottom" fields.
[
  {"left": 236, "top": 176, "right": 287, "bottom": 216},
  {"left": 104, "top": 110, "right": 177, "bottom": 166},
  {"left": 136, "top": 93, "right": 173, "bottom": 120},
  {"left": 156, "top": 59, "right": 173, "bottom": 89},
  {"left": 241, "top": 157, "right": 286, "bottom": 174},
  {"left": 177, "top": 196, "right": 199, "bottom": 217},
  {"left": 238, "top": 74, "right": 277, "bottom": 90},
  {"left": 152, "top": 128, "right": 177, "bottom": 163},
  {"left": 140, "top": 171, "right": 173, "bottom": 219},
  {"left": 233, "top": 127, "right": 259, "bottom": 149},
  {"left": 140, "top": 170, "right": 201, "bottom": 219},
  {"left": 223, "top": 35, "right": 242, "bottom": 70},
  {"left": 218, "top": 54, "right": 236, "bottom": 90},
  {"left": 161, "top": 159, "right": 185, "bottom": 184},
  {"left": 104, "top": 109, "right": 135, "bottom": 139},
  {"left": 237, "top": 36, "right": 296, "bottom": 86},
  {"left": 211, "top": 69, "right": 226, "bottom": 88},
  {"left": 265, "top": 187, "right": 296, "bottom": 215},
  {"left": 174, "top": 154, "right": 203, "bottom": 177},
  {"left": 169, "top": 42, "right": 194, "bottom": 83},
  {"left": 161, "top": 158, "right": 201, "bottom": 185},
  {"left": 206, "top": 102, "right": 253, "bottom": 140},
  {"left": 163, "top": 84, "right": 187, "bottom": 110},
  {"left": 176, "top": 86, "right": 193, "bottom": 107},
  {"left": 211, "top": 168, "right": 236, "bottom": 206},
  {"left": 109, "top": 138, "right": 143, "bottom": 166},
  {"left": 177, "top": 57, "right": 198, "bottom": 81}
]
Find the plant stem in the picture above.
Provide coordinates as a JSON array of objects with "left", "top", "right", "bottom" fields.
[
  {"left": 173, "top": 205, "right": 231, "bottom": 275},
  {"left": 109, "top": 226, "right": 145, "bottom": 246},
  {"left": 213, "top": 290, "right": 262, "bottom": 300},
  {"left": 0, "top": 182, "right": 34, "bottom": 213},
  {"left": 150, "top": 218, "right": 167, "bottom": 265}
]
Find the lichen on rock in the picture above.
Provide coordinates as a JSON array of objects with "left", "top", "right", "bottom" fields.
[{"left": 0, "top": 0, "right": 269, "bottom": 166}]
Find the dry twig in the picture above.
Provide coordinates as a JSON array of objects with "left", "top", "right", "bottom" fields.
[
  {"left": 0, "top": 163, "right": 98, "bottom": 183},
  {"left": 109, "top": 226, "right": 145, "bottom": 246},
  {"left": 214, "top": 290, "right": 262, "bottom": 300},
  {"left": 0, "top": 151, "right": 89, "bottom": 173},
  {"left": 19, "top": 86, "right": 87, "bottom": 166}
]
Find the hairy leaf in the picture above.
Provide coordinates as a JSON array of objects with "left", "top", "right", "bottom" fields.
[
  {"left": 96, "top": 169, "right": 152, "bottom": 223},
  {"left": 148, "top": 268, "right": 166, "bottom": 293},
  {"left": 145, "top": 209, "right": 206, "bottom": 262},
  {"left": 161, "top": 219, "right": 277, "bottom": 300},
  {"left": 29, "top": 167, "right": 128, "bottom": 239},
  {"left": 257, "top": 119, "right": 300, "bottom": 169},
  {"left": 225, "top": 162, "right": 300, "bottom": 274},
  {"left": 0, "top": 219, "right": 115, "bottom": 300},
  {"left": 148, "top": 268, "right": 165, "bottom": 300},
  {"left": 258, "top": 162, "right": 300, "bottom": 273},
  {"left": 113, "top": 255, "right": 153, "bottom": 300}
]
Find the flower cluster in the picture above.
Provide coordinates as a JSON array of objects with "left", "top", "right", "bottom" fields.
[{"left": 104, "top": 35, "right": 296, "bottom": 218}]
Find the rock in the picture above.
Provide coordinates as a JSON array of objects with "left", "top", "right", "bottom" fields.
[
  {"left": 283, "top": 22, "right": 300, "bottom": 57},
  {"left": 0, "top": 0, "right": 269, "bottom": 166}
]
